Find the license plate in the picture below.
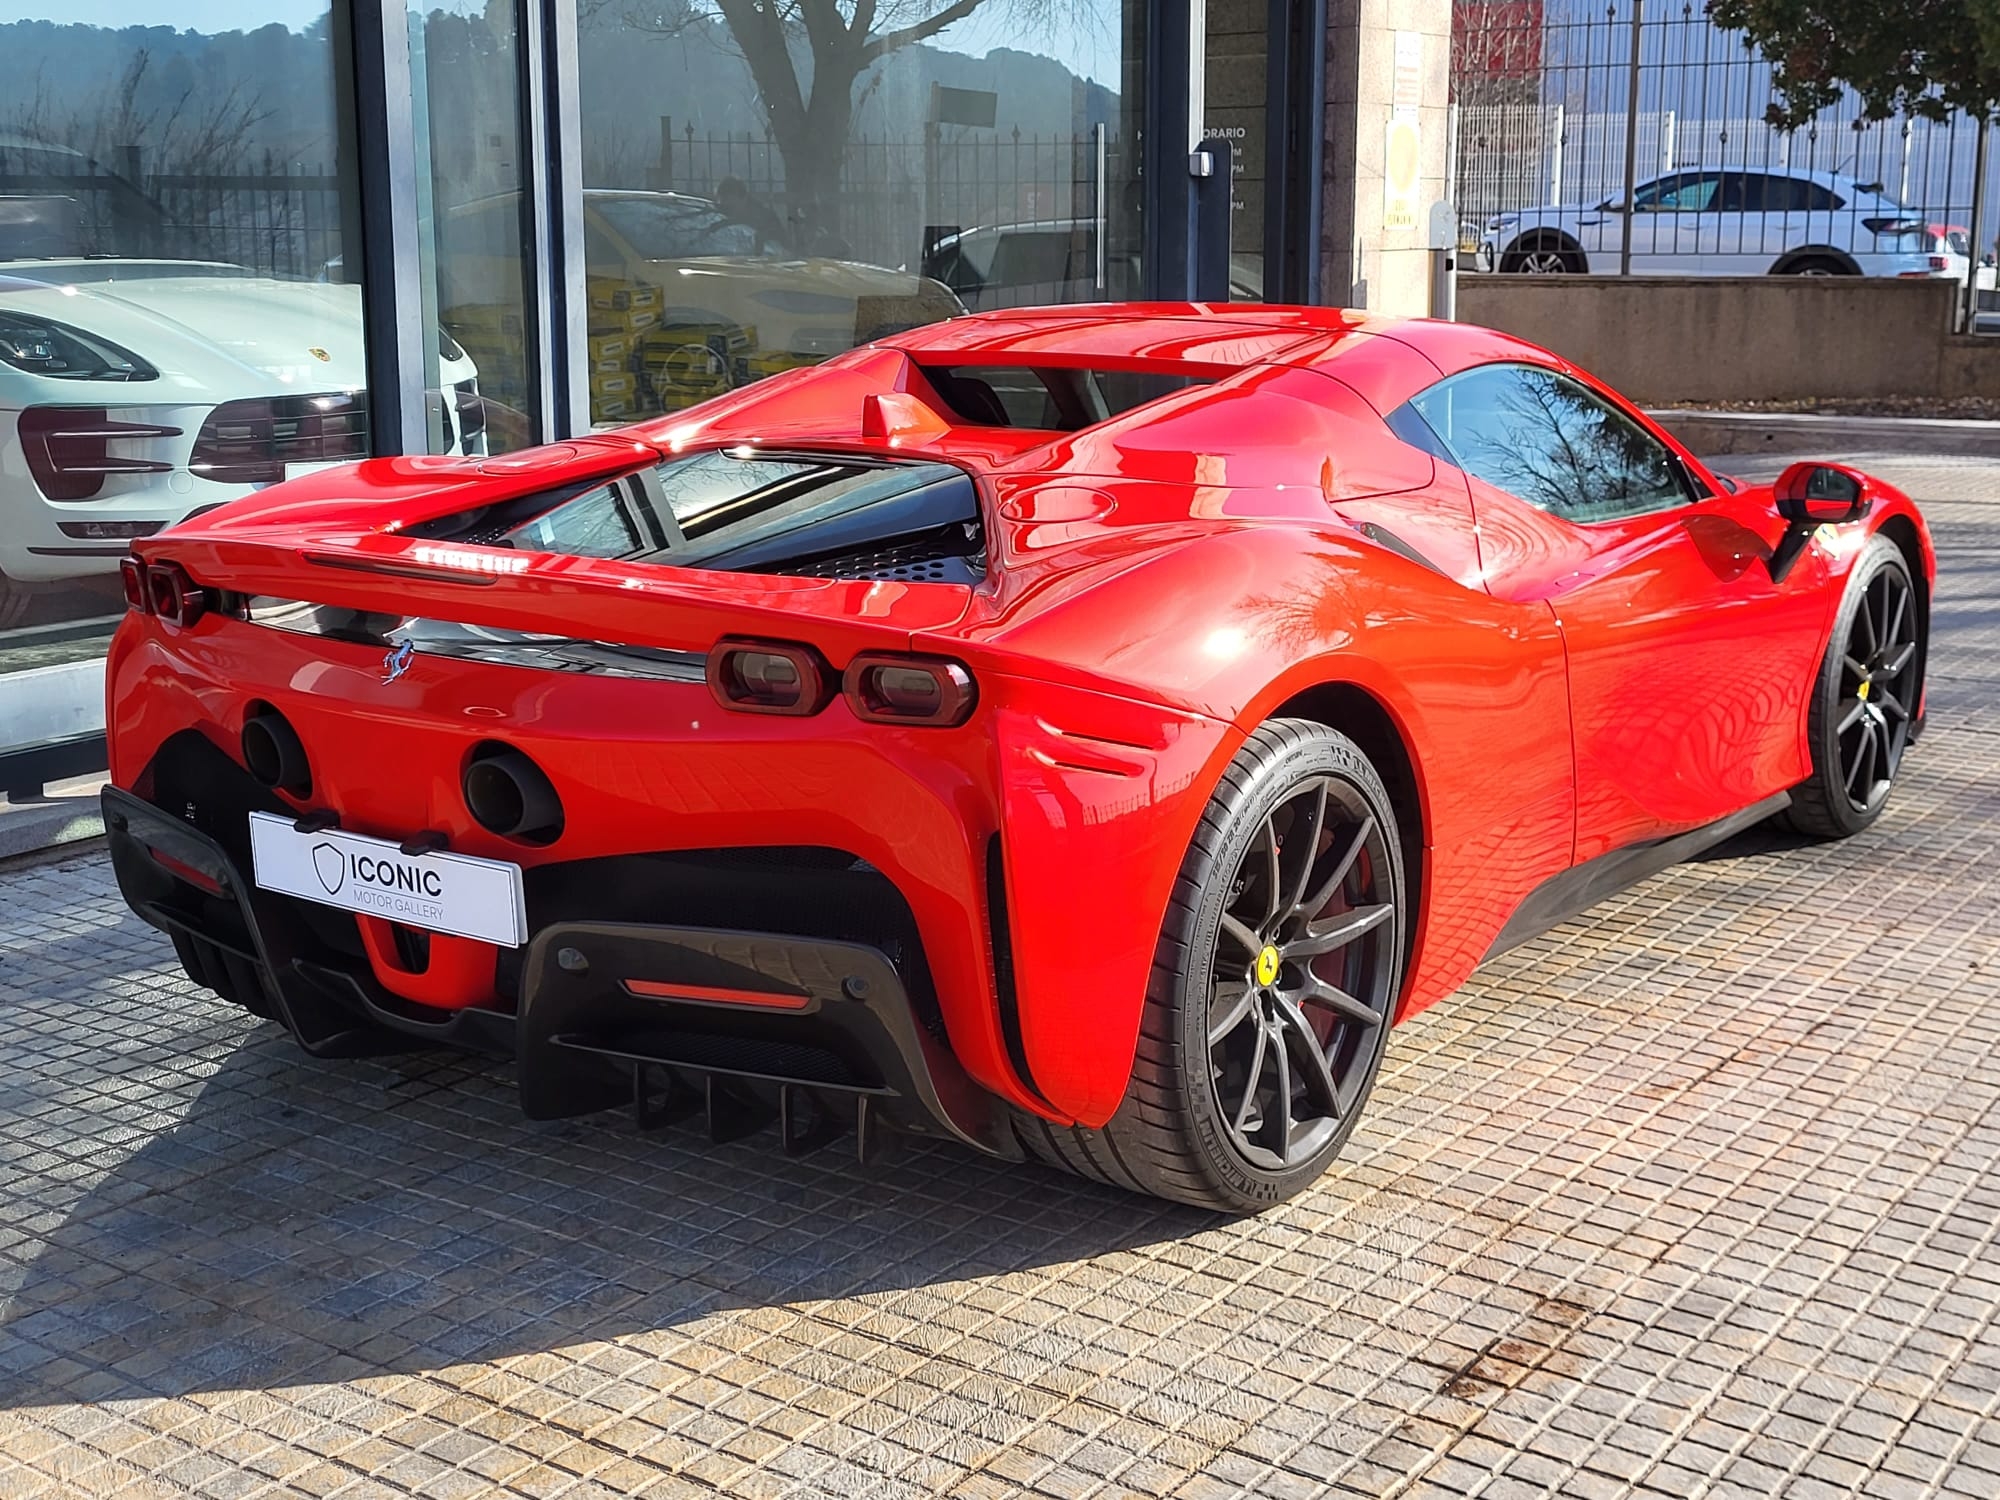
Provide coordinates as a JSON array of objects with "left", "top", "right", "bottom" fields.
[{"left": 248, "top": 812, "right": 527, "bottom": 947}]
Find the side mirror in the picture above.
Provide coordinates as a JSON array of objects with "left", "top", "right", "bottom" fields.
[{"left": 1774, "top": 461, "right": 1870, "bottom": 525}]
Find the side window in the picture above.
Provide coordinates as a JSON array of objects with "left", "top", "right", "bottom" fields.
[
  {"left": 1628, "top": 174, "right": 1679, "bottom": 211},
  {"left": 1659, "top": 173, "right": 1720, "bottom": 211},
  {"left": 1716, "top": 173, "right": 1767, "bottom": 213},
  {"left": 988, "top": 231, "right": 1075, "bottom": 289},
  {"left": 1405, "top": 364, "right": 1693, "bottom": 523},
  {"left": 1631, "top": 173, "right": 1718, "bottom": 212}
]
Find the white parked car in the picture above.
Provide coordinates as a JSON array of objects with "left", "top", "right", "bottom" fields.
[
  {"left": 0, "top": 259, "right": 484, "bottom": 627},
  {"left": 1476, "top": 168, "right": 1985, "bottom": 282}
]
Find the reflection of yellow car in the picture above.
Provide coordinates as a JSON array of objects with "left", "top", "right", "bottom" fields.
[{"left": 439, "top": 190, "right": 963, "bottom": 425}]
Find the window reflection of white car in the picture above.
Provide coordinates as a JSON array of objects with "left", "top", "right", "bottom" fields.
[
  {"left": 0, "top": 259, "right": 484, "bottom": 626},
  {"left": 1476, "top": 168, "right": 1990, "bottom": 282},
  {"left": 922, "top": 219, "right": 1265, "bottom": 307}
]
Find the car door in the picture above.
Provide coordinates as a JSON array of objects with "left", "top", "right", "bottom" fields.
[
  {"left": 1634, "top": 170, "right": 1721, "bottom": 272},
  {"left": 1709, "top": 172, "right": 1772, "bottom": 274},
  {"left": 1397, "top": 362, "right": 1834, "bottom": 862}
]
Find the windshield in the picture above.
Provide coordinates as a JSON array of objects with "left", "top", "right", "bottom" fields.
[{"left": 594, "top": 197, "right": 777, "bottom": 260}]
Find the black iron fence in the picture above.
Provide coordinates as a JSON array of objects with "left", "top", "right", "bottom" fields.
[
  {"left": 1451, "top": 0, "right": 1997, "bottom": 300},
  {"left": 0, "top": 160, "right": 346, "bottom": 280},
  {"left": 3, "top": 128, "right": 1119, "bottom": 288},
  {"left": 633, "top": 120, "right": 1120, "bottom": 272}
]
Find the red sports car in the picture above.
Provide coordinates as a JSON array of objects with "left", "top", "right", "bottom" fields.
[{"left": 101, "top": 304, "right": 1932, "bottom": 1210}]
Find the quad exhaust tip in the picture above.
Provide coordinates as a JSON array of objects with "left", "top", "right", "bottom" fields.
[{"left": 463, "top": 744, "right": 564, "bottom": 844}]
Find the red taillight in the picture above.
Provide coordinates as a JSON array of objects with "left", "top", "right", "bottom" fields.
[
  {"left": 189, "top": 392, "right": 369, "bottom": 485},
  {"left": 1929, "top": 255, "right": 1950, "bottom": 271},
  {"left": 706, "top": 639, "right": 835, "bottom": 716},
  {"left": 119, "top": 555, "right": 149, "bottom": 613},
  {"left": 19, "top": 407, "right": 178, "bottom": 501},
  {"left": 143, "top": 561, "right": 208, "bottom": 626},
  {"left": 843, "top": 653, "right": 977, "bottom": 727}
]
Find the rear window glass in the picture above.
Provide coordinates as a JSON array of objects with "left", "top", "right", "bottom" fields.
[
  {"left": 920, "top": 364, "right": 1211, "bottom": 431},
  {"left": 408, "top": 448, "right": 986, "bottom": 581}
]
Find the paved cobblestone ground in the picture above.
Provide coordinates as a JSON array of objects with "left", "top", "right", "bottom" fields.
[{"left": 1, "top": 455, "right": 1996, "bottom": 1500}]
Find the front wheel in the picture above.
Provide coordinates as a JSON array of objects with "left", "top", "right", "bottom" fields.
[
  {"left": 1499, "top": 235, "right": 1584, "bottom": 274},
  {"left": 1783, "top": 536, "right": 1923, "bottom": 839},
  {"left": 1016, "top": 720, "right": 1406, "bottom": 1212}
]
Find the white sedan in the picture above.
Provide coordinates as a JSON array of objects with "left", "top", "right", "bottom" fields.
[
  {"left": 1476, "top": 167, "right": 1984, "bottom": 282},
  {"left": 0, "top": 260, "right": 483, "bottom": 626}
]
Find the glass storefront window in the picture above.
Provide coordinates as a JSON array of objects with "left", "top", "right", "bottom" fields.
[
  {"left": 1207, "top": 0, "right": 1268, "bottom": 299},
  {"left": 0, "top": 2, "right": 369, "bottom": 720},
  {"left": 575, "top": 0, "right": 1147, "bottom": 426},
  {"left": 410, "top": 0, "right": 533, "bottom": 454}
]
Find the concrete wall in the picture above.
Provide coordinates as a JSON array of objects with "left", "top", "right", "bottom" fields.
[
  {"left": 1321, "top": 0, "right": 1451, "bottom": 317},
  {"left": 1456, "top": 275, "right": 2000, "bottom": 406}
]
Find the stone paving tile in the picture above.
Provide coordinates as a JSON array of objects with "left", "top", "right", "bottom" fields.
[{"left": 1, "top": 454, "right": 1998, "bottom": 1498}]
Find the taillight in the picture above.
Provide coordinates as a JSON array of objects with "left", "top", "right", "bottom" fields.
[
  {"left": 119, "top": 555, "right": 149, "bottom": 613},
  {"left": 1928, "top": 255, "right": 1950, "bottom": 272},
  {"left": 143, "top": 561, "right": 208, "bottom": 626},
  {"left": 19, "top": 407, "right": 178, "bottom": 501},
  {"left": 843, "top": 652, "right": 977, "bottom": 727},
  {"left": 189, "top": 392, "right": 368, "bottom": 484},
  {"left": 706, "top": 639, "right": 835, "bottom": 715}
]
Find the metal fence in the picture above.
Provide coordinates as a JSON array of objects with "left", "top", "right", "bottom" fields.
[
  {"left": 0, "top": 159, "right": 345, "bottom": 280},
  {"left": 635, "top": 120, "right": 1119, "bottom": 272},
  {"left": 1451, "top": 0, "right": 1997, "bottom": 302}
]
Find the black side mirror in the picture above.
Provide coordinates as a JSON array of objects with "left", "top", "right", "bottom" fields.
[
  {"left": 1768, "top": 462, "right": 1874, "bottom": 583},
  {"left": 1775, "top": 461, "right": 1869, "bottom": 525}
]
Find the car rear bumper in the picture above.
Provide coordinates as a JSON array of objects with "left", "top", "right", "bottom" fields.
[{"left": 103, "top": 781, "right": 1022, "bottom": 1159}]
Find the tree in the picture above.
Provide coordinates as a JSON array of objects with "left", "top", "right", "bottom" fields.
[
  {"left": 585, "top": 0, "right": 1040, "bottom": 237},
  {"left": 1706, "top": 0, "right": 2000, "bottom": 127}
]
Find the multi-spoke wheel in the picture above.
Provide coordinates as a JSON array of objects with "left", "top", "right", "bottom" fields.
[
  {"left": 1499, "top": 236, "right": 1585, "bottom": 274},
  {"left": 1015, "top": 720, "right": 1406, "bottom": 1211},
  {"left": 1784, "top": 535, "right": 1925, "bottom": 839}
]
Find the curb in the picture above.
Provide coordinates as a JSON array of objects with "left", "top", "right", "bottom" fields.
[
  {"left": 1650, "top": 410, "right": 2000, "bottom": 459},
  {"left": 0, "top": 781, "right": 107, "bottom": 865}
]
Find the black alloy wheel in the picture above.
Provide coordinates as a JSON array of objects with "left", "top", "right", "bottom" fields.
[
  {"left": 1834, "top": 556, "right": 1919, "bottom": 813},
  {"left": 1204, "top": 774, "right": 1397, "bottom": 1173},
  {"left": 1014, "top": 720, "right": 1405, "bottom": 1211},
  {"left": 1785, "top": 535, "right": 1924, "bottom": 839}
]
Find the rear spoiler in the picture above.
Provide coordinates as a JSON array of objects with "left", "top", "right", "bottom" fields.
[{"left": 133, "top": 528, "right": 975, "bottom": 658}]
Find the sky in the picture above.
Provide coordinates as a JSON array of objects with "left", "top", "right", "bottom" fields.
[
  {"left": 0, "top": 1, "right": 470, "bottom": 25},
  {"left": 0, "top": 0, "right": 1123, "bottom": 90}
]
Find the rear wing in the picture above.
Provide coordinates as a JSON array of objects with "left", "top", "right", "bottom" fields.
[{"left": 132, "top": 527, "right": 976, "bottom": 658}]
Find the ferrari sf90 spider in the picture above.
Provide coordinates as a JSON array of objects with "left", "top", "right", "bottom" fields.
[{"left": 101, "top": 304, "right": 1933, "bottom": 1210}]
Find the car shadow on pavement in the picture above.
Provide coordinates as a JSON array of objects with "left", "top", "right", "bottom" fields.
[{"left": 0, "top": 1019, "right": 1216, "bottom": 1411}]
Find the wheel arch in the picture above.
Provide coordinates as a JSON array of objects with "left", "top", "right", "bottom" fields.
[
  {"left": 1770, "top": 246, "right": 1861, "bottom": 275},
  {"left": 1505, "top": 226, "right": 1586, "bottom": 260},
  {"left": 1873, "top": 511, "right": 1932, "bottom": 718},
  {"left": 1263, "top": 680, "right": 1428, "bottom": 986}
]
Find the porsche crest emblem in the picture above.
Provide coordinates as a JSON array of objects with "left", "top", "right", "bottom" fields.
[{"left": 307, "top": 346, "right": 331, "bottom": 363}]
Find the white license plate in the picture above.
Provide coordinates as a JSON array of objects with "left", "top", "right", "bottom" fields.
[{"left": 248, "top": 812, "right": 527, "bottom": 947}]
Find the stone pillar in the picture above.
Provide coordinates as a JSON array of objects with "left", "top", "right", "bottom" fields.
[{"left": 1321, "top": 0, "right": 1453, "bottom": 315}]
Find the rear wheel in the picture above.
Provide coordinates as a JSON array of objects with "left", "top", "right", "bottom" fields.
[
  {"left": 1778, "top": 253, "right": 1855, "bottom": 276},
  {"left": 1016, "top": 720, "right": 1406, "bottom": 1212},
  {"left": 1783, "top": 536, "right": 1923, "bottom": 838},
  {"left": 1500, "top": 235, "right": 1584, "bottom": 274}
]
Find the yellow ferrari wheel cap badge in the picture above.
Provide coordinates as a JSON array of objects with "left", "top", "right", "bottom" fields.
[
  {"left": 1857, "top": 680, "right": 1870, "bottom": 701},
  {"left": 1255, "top": 946, "right": 1281, "bottom": 987}
]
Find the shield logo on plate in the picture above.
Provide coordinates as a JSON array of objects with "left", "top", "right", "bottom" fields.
[
  {"left": 307, "top": 347, "right": 331, "bottom": 362},
  {"left": 312, "top": 842, "right": 345, "bottom": 895}
]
